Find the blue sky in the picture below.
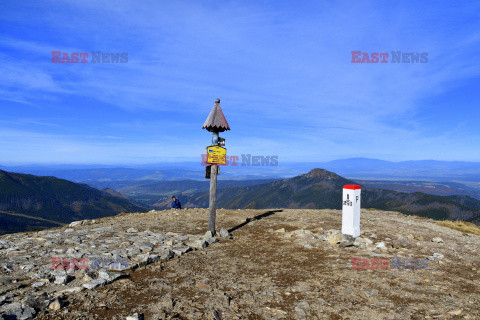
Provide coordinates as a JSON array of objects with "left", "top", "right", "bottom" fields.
[{"left": 0, "top": 0, "right": 479, "bottom": 164}]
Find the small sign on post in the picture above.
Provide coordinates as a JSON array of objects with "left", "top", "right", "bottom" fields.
[
  {"left": 205, "top": 165, "right": 219, "bottom": 179},
  {"left": 206, "top": 146, "right": 227, "bottom": 165},
  {"left": 342, "top": 184, "right": 361, "bottom": 238},
  {"left": 202, "top": 98, "right": 230, "bottom": 236}
]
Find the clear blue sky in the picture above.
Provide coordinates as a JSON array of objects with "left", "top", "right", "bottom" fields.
[{"left": 0, "top": 1, "right": 479, "bottom": 164}]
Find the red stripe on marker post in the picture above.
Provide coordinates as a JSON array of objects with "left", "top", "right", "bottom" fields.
[{"left": 343, "top": 185, "right": 361, "bottom": 190}]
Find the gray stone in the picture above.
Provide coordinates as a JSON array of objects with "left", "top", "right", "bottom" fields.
[
  {"left": 135, "top": 254, "right": 161, "bottom": 267},
  {"left": 204, "top": 236, "right": 219, "bottom": 245},
  {"left": 138, "top": 246, "right": 153, "bottom": 253},
  {"left": 54, "top": 274, "right": 74, "bottom": 285},
  {"left": 315, "top": 234, "right": 326, "bottom": 241},
  {"left": 49, "top": 298, "right": 64, "bottom": 311},
  {"left": 297, "top": 233, "right": 315, "bottom": 240},
  {"left": 375, "top": 242, "right": 387, "bottom": 250},
  {"left": 51, "top": 270, "right": 66, "bottom": 277},
  {"left": 59, "top": 287, "right": 84, "bottom": 294},
  {"left": 294, "top": 301, "right": 309, "bottom": 315},
  {"left": 355, "top": 237, "right": 373, "bottom": 245},
  {"left": 69, "top": 221, "right": 83, "bottom": 227},
  {"left": 173, "top": 246, "right": 191, "bottom": 256},
  {"left": 82, "top": 278, "right": 108, "bottom": 290},
  {"left": 0, "top": 295, "right": 11, "bottom": 305},
  {"left": 109, "top": 260, "right": 131, "bottom": 271},
  {"left": 90, "top": 227, "right": 114, "bottom": 232},
  {"left": 3, "top": 265, "right": 14, "bottom": 272},
  {"left": 135, "top": 241, "right": 154, "bottom": 248},
  {"left": 19, "top": 265, "right": 34, "bottom": 271},
  {"left": 66, "top": 248, "right": 77, "bottom": 255},
  {"left": 22, "top": 294, "right": 51, "bottom": 310},
  {"left": 339, "top": 241, "right": 354, "bottom": 247},
  {"left": 219, "top": 228, "right": 232, "bottom": 238},
  {"left": 31, "top": 281, "right": 46, "bottom": 288},
  {"left": 188, "top": 240, "right": 209, "bottom": 249},
  {"left": 98, "top": 270, "right": 124, "bottom": 282},
  {"left": 160, "top": 249, "right": 174, "bottom": 260},
  {"left": 428, "top": 253, "right": 445, "bottom": 260},
  {"left": 126, "top": 247, "right": 142, "bottom": 255},
  {"left": 0, "top": 302, "right": 36, "bottom": 320},
  {"left": 204, "top": 231, "right": 213, "bottom": 238},
  {"left": 392, "top": 237, "right": 407, "bottom": 249},
  {"left": 126, "top": 313, "right": 144, "bottom": 320},
  {"left": 325, "top": 230, "right": 344, "bottom": 245}
]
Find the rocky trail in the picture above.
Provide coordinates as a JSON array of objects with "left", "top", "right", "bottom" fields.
[{"left": 0, "top": 208, "right": 479, "bottom": 319}]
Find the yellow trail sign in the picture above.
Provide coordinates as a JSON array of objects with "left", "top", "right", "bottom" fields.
[{"left": 206, "top": 146, "right": 226, "bottom": 165}]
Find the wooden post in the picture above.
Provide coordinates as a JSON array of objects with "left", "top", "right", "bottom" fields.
[
  {"left": 208, "top": 162, "right": 218, "bottom": 235},
  {"left": 202, "top": 98, "right": 230, "bottom": 237},
  {"left": 209, "top": 131, "right": 219, "bottom": 235}
]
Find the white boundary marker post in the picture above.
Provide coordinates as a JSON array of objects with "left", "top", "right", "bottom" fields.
[{"left": 342, "top": 184, "right": 361, "bottom": 238}]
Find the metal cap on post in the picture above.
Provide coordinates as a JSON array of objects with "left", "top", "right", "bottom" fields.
[{"left": 202, "top": 99, "right": 230, "bottom": 132}]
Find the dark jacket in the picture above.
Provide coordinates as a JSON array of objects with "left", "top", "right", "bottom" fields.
[{"left": 171, "top": 199, "right": 181, "bottom": 209}]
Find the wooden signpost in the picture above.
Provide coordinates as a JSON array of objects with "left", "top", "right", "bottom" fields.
[{"left": 202, "top": 98, "right": 230, "bottom": 235}]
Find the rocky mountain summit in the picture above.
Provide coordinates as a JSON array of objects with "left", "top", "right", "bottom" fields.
[{"left": 0, "top": 208, "right": 479, "bottom": 319}]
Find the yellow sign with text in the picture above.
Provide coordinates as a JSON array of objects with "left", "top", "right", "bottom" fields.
[{"left": 206, "top": 146, "right": 226, "bottom": 165}]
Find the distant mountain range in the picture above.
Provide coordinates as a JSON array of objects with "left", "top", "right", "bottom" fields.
[
  {"left": 163, "top": 169, "right": 480, "bottom": 224},
  {"left": 2, "top": 157, "right": 480, "bottom": 182},
  {"left": 0, "top": 170, "right": 146, "bottom": 235},
  {"left": 356, "top": 180, "right": 480, "bottom": 200},
  {"left": 320, "top": 158, "right": 480, "bottom": 181}
]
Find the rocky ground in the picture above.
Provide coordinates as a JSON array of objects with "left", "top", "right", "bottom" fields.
[{"left": 0, "top": 208, "right": 479, "bottom": 319}]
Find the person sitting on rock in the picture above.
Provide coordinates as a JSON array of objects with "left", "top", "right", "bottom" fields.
[{"left": 171, "top": 196, "right": 182, "bottom": 209}]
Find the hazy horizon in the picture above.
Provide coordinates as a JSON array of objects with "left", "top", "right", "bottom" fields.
[{"left": 2, "top": 157, "right": 480, "bottom": 168}]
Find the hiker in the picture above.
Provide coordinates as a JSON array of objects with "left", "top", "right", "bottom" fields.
[{"left": 171, "top": 196, "right": 182, "bottom": 209}]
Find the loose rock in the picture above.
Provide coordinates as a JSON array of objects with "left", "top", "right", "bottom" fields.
[
  {"left": 49, "top": 298, "right": 64, "bottom": 311},
  {"left": 82, "top": 278, "right": 108, "bottom": 290},
  {"left": 219, "top": 228, "right": 232, "bottom": 238},
  {"left": 126, "top": 313, "right": 144, "bottom": 320}
]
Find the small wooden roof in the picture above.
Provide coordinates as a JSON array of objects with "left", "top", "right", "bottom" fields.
[{"left": 202, "top": 99, "right": 230, "bottom": 132}]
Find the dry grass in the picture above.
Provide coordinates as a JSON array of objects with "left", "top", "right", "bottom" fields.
[{"left": 436, "top": 220, "right": 480, "bottom": 236}]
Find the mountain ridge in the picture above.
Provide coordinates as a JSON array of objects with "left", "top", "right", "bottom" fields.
[
  {"left": 0, "top": 170, "right": 147, "bottom": 234},
  {"left": 167, "top": 168, "right": 480, "bottom": 224}
]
